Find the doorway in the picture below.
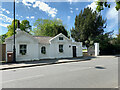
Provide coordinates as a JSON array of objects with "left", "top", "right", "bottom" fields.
[{"left": 72, "top": 46, "right": 76, "bottom": 57}]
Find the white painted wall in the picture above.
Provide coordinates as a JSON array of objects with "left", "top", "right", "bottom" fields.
[
  {"left": 5, "top": 31, "right": 83, "bottom": 62},
  {"left": 39, "top": 44, "right": 50, "bottom": 59},
  {"left": 16, "top": 31, "right": 39, "bottom": 61},
  {"left": 5, "top": 31, "right": 39, "bottom": 61},
  {"left": 49, "top": 34, "right": 73, "bottom": 58},
  {"left": 47, "top": 34, "right": 83, "bottom": 59}
]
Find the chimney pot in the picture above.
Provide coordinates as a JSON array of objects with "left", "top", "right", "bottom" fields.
[{"left": 17, "top": 20, "right": 20, "bottom": 28}]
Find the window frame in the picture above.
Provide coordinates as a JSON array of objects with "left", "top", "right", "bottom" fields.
[
  {"left": 59, "top": 37, "right": 63, "bottom": 40},
  {"left": 19, "top": 44, "right": 27, "bottom": 55},
  {"left": 59, "top": 44, "right": 63, "bottom": 53},
  {"left": 41, "top": 46, "right": 46, "bottom": 54}
]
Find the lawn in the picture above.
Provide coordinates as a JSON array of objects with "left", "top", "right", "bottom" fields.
[{"left": 82, "top": 49, "right": 87, "bottom": 52}]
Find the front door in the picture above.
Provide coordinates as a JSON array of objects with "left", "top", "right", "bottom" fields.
[{"left": 72, "top": 46, "right": 76, "bottom": 57}]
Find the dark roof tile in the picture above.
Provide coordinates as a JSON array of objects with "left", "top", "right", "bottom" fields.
[{"left": 33, "top": 36, "right": 53, "bottom": 44}]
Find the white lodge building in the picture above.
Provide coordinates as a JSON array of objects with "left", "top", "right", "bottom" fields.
[{"left": 5, "top": 29, "right": 83, "bottom": 62}]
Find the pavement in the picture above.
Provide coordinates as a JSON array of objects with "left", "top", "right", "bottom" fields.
[
  {"left": 0, "top": 56, "right": 95, "bottom": 70},
  {"left": 1, "top": 56, "right": 118, "bottom": 88}
]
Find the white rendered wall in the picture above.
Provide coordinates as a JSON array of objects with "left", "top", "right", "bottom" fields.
[
  {"left": 49, "top": 35, "right": 73, "bottom": 59},
  {"left": 39, "top": 44, "right": 51, "bottom": 59},
  {"left": 5, "top": 32, "right": 83, "bottom": 61},
  {"left": 15, "top": 33, "right": 39, "bottom": 61},
  {"left": 5, "top": 31, "right": 39, "bottom": 62}
]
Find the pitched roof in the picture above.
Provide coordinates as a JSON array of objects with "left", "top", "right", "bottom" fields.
[
  {"left": 6, "top": 34, "right": 53, "bottom": 44},
  {"left": 6, "top": 35, "right": 14, "bottom": 40},
  {"left": 33, "top": 36, "right": 53, "bottom": 44}
]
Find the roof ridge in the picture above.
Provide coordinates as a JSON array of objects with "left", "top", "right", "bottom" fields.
[{"left": 33, "top": 36, "right": 53, "bottom": 38}]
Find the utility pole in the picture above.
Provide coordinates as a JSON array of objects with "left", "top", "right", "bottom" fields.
[{"left": 13, "top": 0, "right": 16, "bottom": 63}]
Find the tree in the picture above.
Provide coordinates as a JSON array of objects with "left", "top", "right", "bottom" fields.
[
  {"left": 117, "top": 28, "right": 120, "bottom": 43},
  {"left": 6, "top": 19, "right": 31, "bottom": 38},
  {"left": 33, "top": 18, "right": 68, "bottom": 37},
  {"left": 0, "top": 36, "right": 2, "bottom": 44},
  {"left": 92, "top": 30, "right": 120, "bottom": 55},
  {"left": 71, "top": 7, "right": 106, "bottom": 47},
  {"left": 96, "top": 0, "right": 120, "bottom": 12},
  {"left": 0, "top": 19, "right": 31, "bottom": 43},
  {"left": 20, "top": 20, "right": 32, "bottom": 33},
  {"left": 94, "top": 32, "right": 116, "bottom": 54},
  {"left": 0, "top": 34, "right": 7, "bottom": 44}
]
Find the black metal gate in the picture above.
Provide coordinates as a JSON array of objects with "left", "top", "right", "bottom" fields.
[{"left": 88, "top": 45, "right": 95, "bottom": 56}]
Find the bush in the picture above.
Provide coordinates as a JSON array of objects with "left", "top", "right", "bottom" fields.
[{"left": 100, "top": 44, "right": 120, "bottom": 55}]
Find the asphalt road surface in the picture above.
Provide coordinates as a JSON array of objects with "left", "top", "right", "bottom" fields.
[{"left": 1, "top": 56, "right": 118, "bottom": 88}]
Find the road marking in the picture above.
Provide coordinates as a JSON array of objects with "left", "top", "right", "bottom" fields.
[
  {"left": 2, "top": 74, "right": 44, "bottom": 84},
  {"left": 114, "top": 86, "right": 118, "bottom": 88}
]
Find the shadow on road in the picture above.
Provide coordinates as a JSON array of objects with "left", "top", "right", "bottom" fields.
[{"left": 95, "top": 66, "right": 106, "bottom": 69}]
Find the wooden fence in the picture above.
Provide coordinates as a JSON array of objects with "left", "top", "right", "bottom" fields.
[{"left": 0, "top": 44, "right": 6, "bottom": 61}]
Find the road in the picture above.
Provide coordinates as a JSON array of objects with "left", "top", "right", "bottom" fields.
[{"left": 1, "top": 56, "right": 118, "bottom": 88}]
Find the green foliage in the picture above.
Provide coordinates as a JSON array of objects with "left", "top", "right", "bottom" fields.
[
  {"left": 96, "top": 0, "right": 120, "bottom": 12},
  {"left": 93, "top": 30, "right": 120, "bottom": 55},
  {"left": 116, "top": 1, "right": 120, "bottom": 11},
  {"left": 94, "top": 32, "right": 112, "bottom": 49},
  {"left": 33, "top": 18, "right": 68, "bottom": 37},
  {"left": 0, "top": 19, "right": 31, "bottom": 43},
  {"left": 116, "top": 28, "right": 120, "bottom": 44},
  {"left": 20, "top": 20, "right": 32, "bottom": 33},
  {"left": 0, "top": 36, "right": 2, "bottom": 44},
  {"left": 71, "top": 7, "right": 106, "bottom": 47},
  {"left": 0, "top": 34, "right": 7, "bottom": 44},
  {"left": 6, "top": 19, "right": 31, "bottom": 38},
  {"left": 117, "top": 34, "right": 120, "bottom": 43}
]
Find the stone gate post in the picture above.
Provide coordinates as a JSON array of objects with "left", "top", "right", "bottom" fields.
[{"left": 94, "top": 43, "right": 100, "bottom": 56}]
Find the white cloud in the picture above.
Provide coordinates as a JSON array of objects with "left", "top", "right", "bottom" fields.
[
  {"left": 16, "top": 14, "right": 18, "bottom": 17},
  {"left": 22, "top": 0, "right": 32, "bottom": 6},
  {"left": 67, "top": 16, "right": 71, "bottom": 20},
  {"left": 87, "top": 1, "right": 97, "bottom": 11},
  {"left": 1, "top": 8, "right": 5, "bottom": 11},
  {"left": 68, "top": 0, "right": 78, "bottom": 4},
  {"left": 33, "top": 1, "right": 57, "bottom": 18},
  {"left": 68, "top": 0, "right": 73, "bottom": 4},
  {"left": 6, "top": 10, "right": 10, "bottom": 14},
  {"left": 106, "top": 4, "right": 118, "bottom": 32},
  {"left": 28, "top": 6, "right": 31, "bottom": 9},
  {"left": 16, "top": 0, "right": 20, "bottom": 3},
  {"left": 106, "top": 4, "right": 118, "bottom": 20},
  {"left": 0, "top": 14, "right": 13, "bottom": 23},
  {"left": 23, "top": 0, "right": 36, "bottom": 4},
  {"left": 0, "top": 7, "right": 10, "bottom": 14},
  {"left": 26, "top": 16, "right": 29, "bottom": 19},
  {"left": 22, "top": 0, "right": 57, "bottom": 18},
  {"left": 0, "top": 23, "right": 10, "bottom": 27},
  {"left": 56, "top": 18, "right": 62, "bottom": 22},
  {"left": 70, "top": 10, "right": 73, "bottom": 13},
  {"left": 31, "top": 16, "right": 34, "bottom": 19},
  {"left": 76, "top": 8, "right": 79, "bottom": 11},
  {"left": 56, "top": 18, "right": 60, "bottom": 20},
  {"left": 0, "top": 13, "right": 11, "bottom": 28}
]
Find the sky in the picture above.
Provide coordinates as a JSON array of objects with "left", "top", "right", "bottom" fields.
[{"left": 0, "top": 0, "right": 119, "bottom": 37}]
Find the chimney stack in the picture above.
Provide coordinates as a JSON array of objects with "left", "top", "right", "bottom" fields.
[
  {"left": 16, "top": 20, "right": 21, "bottom": 32},
  {"left": 17, "top": 20, "right": 20, "bottom": 28}
]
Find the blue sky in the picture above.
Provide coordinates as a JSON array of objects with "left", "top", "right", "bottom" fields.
[{"left": 0, "top": 0, "right": 119, "bottom": 36}]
